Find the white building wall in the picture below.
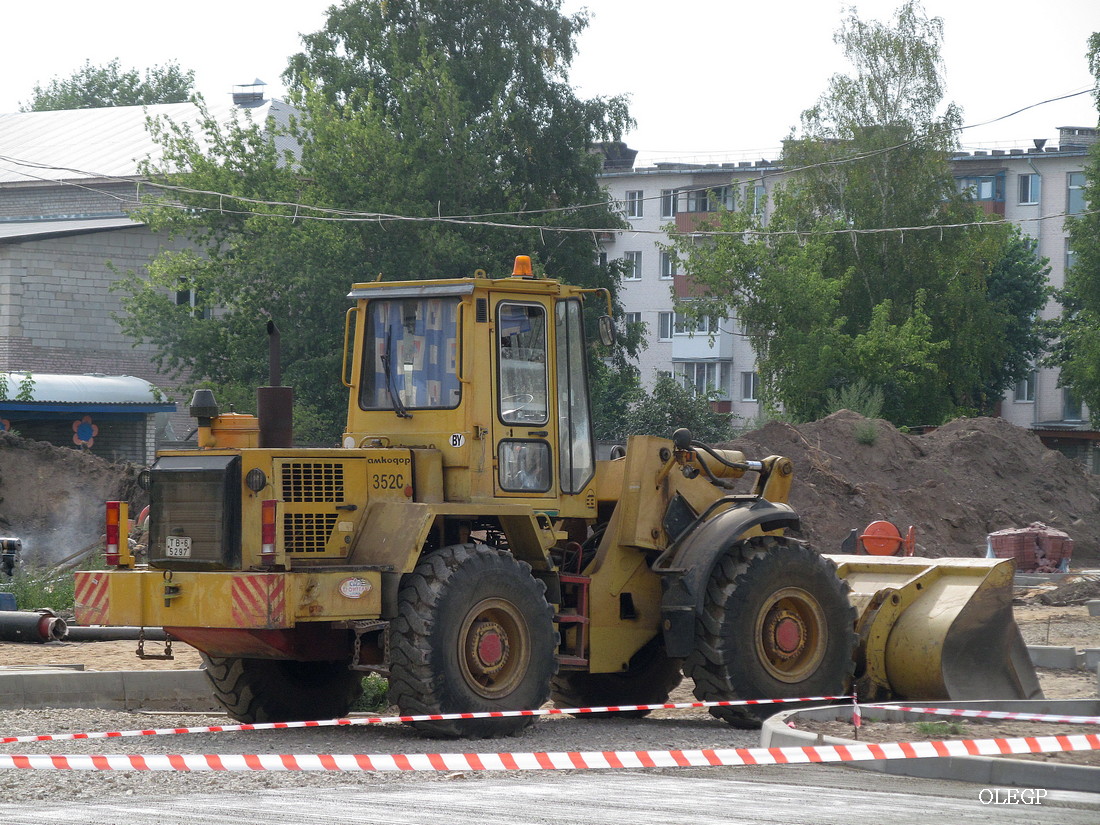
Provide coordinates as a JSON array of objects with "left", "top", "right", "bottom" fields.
[
  {"left": 600, "top": 134, "right": 1090, "bottom": 438},
  {"left": 599, "top": 161, "right": 780, "bottom": 424}
]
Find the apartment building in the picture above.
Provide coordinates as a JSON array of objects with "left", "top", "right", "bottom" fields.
[
  {"left": 599, "top": 157, "right": 780, "bottom": 424},
  {"left": 598, "top": 127, "right": 1098, "bottom": 464}
]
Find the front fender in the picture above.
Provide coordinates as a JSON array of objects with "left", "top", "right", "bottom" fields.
[{"left": 657, "top": 500, "right": 799, "bottom": 658}]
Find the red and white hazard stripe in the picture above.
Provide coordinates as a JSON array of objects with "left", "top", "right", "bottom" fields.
[
  {"left": 0, "top": 695, "right": 846, "bottom": 745},
  {"left": 1, "top": 734, "right": 1098, "bottom": 772}
]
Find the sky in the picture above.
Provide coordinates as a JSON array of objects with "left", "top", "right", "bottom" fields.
[{"left": 0, "top": 0, "right": 1095, "bottom": 166}]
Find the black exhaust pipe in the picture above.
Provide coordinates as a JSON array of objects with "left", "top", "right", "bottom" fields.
[{"left": 257, "top": 320, "right": 294, "bottom": 448}]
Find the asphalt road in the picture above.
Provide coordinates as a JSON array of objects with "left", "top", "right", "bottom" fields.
[{"left": 1, "top": 766, "right": 1097, "bottom": 824}]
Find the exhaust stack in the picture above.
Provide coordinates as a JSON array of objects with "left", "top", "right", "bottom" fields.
[{"left": 257, "top": 320, "right": 294, "bottom": 448}]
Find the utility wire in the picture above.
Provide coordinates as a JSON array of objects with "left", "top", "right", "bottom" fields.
[{"left": 0, "top": 87, "right": 1094, "bottom": 239}]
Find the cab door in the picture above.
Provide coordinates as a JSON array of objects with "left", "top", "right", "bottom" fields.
[{"left": 493, "top": 300, "right": 554, "bottom": 497}]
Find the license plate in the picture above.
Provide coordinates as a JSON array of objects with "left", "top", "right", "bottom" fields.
[{"left": 165, "top": 536, "right": 192, "bottom": 557}]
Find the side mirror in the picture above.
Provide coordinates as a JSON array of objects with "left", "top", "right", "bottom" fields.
[{"left": 597, "top": 315, "right": 616, "bottom": 347}]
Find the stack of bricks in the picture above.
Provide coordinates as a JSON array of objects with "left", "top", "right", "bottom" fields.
[{"left": 987, "top": 522, "right": 1073, "bottom": 572}]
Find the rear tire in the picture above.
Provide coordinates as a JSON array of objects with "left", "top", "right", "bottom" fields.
[
  {"left": 684, "top": 540, "right": 857, "bottom": 728},
  {"left": 551, "top": 639, "right": 683, "bottom": 718},
  {"left": 201, "top": 655, "right": 363, "bottom": 723},
  {"left": 387, "top": 543, "right": 557, "bottom": 738}
]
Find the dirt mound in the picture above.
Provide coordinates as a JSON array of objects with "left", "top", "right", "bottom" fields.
[
  {"left": 721, "top": 411, "right": 1100, "bottom": 564},
  {"left": 0, "top": 432, "right": 139, "bottom": 568},
  {"left": 1034, "top": 577, "right": 1100, "bottom": 606}
]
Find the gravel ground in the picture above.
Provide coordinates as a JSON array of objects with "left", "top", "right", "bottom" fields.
[{"left": 0, "top": 703, "right": 761, "bottom": 802}]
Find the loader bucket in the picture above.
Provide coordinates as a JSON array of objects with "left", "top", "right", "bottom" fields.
[{"left": 826, "top": 555, "right": 1042, "bottom": 702}]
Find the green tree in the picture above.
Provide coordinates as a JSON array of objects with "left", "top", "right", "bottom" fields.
[
  {"left": 669, "top": 1, "right": 1045, "bottom": 426},
  {"left": 1052, "top": 33, "right": 1100, "bottom": 423},
  {"left": 615, "top": 374, "right": 732, "bottom": 444},
  {"left": 120, "top": 1, "right": 632, "bottom": 441},
  {"left": 22, "top": 58, "right": 195, "bottom": 111},
  {"left": 284, "top": 0, "right": 632, "bottom": 285}
]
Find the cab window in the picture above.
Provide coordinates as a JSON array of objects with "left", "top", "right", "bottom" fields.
[
  {"left": 497, "top": 303, "right": 548, "bottom": 425},
  {"left": 360, "top": 297, "right": 460, "bottom": 411}
]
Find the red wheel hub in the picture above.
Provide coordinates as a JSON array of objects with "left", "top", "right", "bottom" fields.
[
  {"left": 477, "top": 628, "right": 504, "bottom": 667},
  {"left": 467, "top": 619, "right": 510, "bottom": 676},
  {"left": 774, "top": 616, "right": 803, "bottom": 653}
]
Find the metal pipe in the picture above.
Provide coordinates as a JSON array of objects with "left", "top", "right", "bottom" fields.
[
  {"left": 0, "top": 609, "right": 67, "bottom": 643},
  {"left": 267, "top": 320, "right": 281, "bottom": 387},
  {"left": 63, "top": 625, "right": 168, "bottom": 642}
]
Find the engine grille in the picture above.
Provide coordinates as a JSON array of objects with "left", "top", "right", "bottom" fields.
[
  {"left": 283, "top": 512, "right": 339, "bottom": 553},
  {"left": 281, "top": 462, "right": 346, "bottom": 502}
]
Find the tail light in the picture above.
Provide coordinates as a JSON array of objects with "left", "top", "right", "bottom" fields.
[
  {"left": 261, "top": 499, "right": 277, "bottom": 566},
  {"left": 105, "top": 501, "right": 129, "bottom": 567}
]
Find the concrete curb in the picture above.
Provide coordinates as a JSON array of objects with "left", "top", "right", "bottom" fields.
[
  {"left": 761, "top": 700, "right": 1100, "bottom": 794},
  {"left": 0, "top": 668, "right": 219, "bottom": 712}
]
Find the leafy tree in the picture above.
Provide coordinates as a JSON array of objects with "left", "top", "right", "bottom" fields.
[
  {"left": 284, "top": 0, "right": 632, "bottom": 286},
  {"left": 22, "top": 58, "right": 194, "bottom": 111},
  {"left": 1052, "top": 33, "right": 1100, "bottom": 424},
  {"left": 669, "top": 1, "right": 1046, "bottom": 426},
  {"left": 120, "top": 1, "right": 632, "bottom": 441},
  {"left": 615, "top": 374, "right": 732, "bottom": 444}
]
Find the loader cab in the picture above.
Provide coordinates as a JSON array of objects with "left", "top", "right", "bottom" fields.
[{"left": 342, "top": 260, "right": 601, "bottom": 514}]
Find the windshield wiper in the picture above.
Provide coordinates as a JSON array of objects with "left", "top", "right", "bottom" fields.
[{"left": 381, "top": 327, "right": 413, "bottom": 419}]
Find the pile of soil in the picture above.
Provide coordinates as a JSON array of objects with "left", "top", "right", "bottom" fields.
[
  {"left": 0, "top": 432, "right": 140, "bottom": 568},
  {"left": 1032, "top": 577, "right": 1100, "bottom": 606},
  {"left": 723, "top": 411, "right": 1100, "bottom": 564},
  {"left": 3, "top": 410, "right": 1100, "bottom": 568}
]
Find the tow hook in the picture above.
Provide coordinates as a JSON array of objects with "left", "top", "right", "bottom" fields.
[{"left": 163, "top": 571, "right": 181, "bottom": 607}]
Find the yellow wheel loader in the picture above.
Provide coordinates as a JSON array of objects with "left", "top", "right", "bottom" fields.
[{"left": 75, "top": 256, "right": 1041, "bottom": 738}]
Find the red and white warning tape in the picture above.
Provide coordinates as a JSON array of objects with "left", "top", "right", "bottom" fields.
[
  {"left": 0, "top": 695, "right": 845, "bottom": 745},
  {"left": 1, "top": 734, "right": 1098, "bottom": 772},
  {"left": 866, "top": 705, "right": 1100, "bottom": 726}
]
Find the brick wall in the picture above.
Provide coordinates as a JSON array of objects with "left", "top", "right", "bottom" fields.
[
  {"left": 12, "top": 416, "right": 152, "bottom": 464},
  {"left": 0, "top": 181, "right": 142, "bottom": 220}
]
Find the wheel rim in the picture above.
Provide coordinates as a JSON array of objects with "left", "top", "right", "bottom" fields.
[
  {"left": 754, "top": 586, "right": 828, "bottom": 683},
  {"left": 458, "top": 597, "right": 531, "bottom": 699}
]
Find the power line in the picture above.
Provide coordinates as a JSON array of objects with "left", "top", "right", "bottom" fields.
[{"left": 0, "top": 86, "right": 1094, "bottom": 240}]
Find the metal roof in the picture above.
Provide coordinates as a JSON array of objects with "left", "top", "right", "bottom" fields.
[
  {"left": 0, "top": 216, "right": 140, "bottom": 243},
  {"left": 0, "top": 373, "right": 174, "bottom": 408},
  {"left": 0, "top": 99, "right": 300, "bottom": 185}
]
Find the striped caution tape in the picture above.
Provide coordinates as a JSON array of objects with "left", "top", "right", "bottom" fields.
[
  {"left": 866, "top": 704, "right": 1100, "bottom": 725},
  {"left": 0, "top": 695, "right": 846, "bottom": 745},
  {"left": 1, "top": 733, "right": 1098, "bottom": 771}
]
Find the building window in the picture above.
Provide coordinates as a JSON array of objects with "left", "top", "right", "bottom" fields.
[
  {"left": 660, "top": 251, "right": 677, "bottom": 279},
  {"left": 660, "top": 189, "right": 678, "bottom": 218},
  {"left": 1064, "top": 389, "right": 1084, "bottom": 422},
  {"left": 623, "top": 311, "right": 642, "bottom": 335},
  {"left": 658, "top": 312, "right": 673, "bottom": 341},
  {"left": 175, "top": 288, "right": 211, "bottom": 319},
  {"left": 1018, "top": 173, "right": 1040, "bottom": 205},
  {"left": 752, "top": 184, "right": 766, "bottom": 215},
  {"left": 678, "top": 362, "right": 722, "bottom": 398},
  {"left": 741, "top": 371, "right": 759, "bottom": 402},
  {"left": 1067, "top": 239, "right": 1078, "bottom": 274},
  {"left": 1068, "top": 172, "right": 1086, "bottom": 214},
  {"left": 1014, "top": 371, "right": 1037, "bottom": 402},
  {"left": 596, "top": 251, "right": 607, "bottom": 268},
  {"left": 673, "top": 312, "right": 710, "bottom": 336},
  {"left": 957, "top": 174, "right": 1004, "bottom": 202},
  {"left": 623, "top": 251, "right": 641, "bottom": 280},
  {"left": 624, "top": 190, "right": 643, "bottom": 218}
]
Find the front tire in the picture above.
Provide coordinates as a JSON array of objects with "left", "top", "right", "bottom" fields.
[
  {"left": 685, "top": 540, "right": 857, "bottom": 728},
  {"left": 201, "top": 655, "right": 363, "bottom": 723},
  {"left": 387, "top": 544, "right": 558, "bottom": 738}
]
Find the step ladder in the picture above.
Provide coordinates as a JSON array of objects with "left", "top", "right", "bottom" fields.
[{"left": 554, "top": 573, "right": 590, "bottom": 668}]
